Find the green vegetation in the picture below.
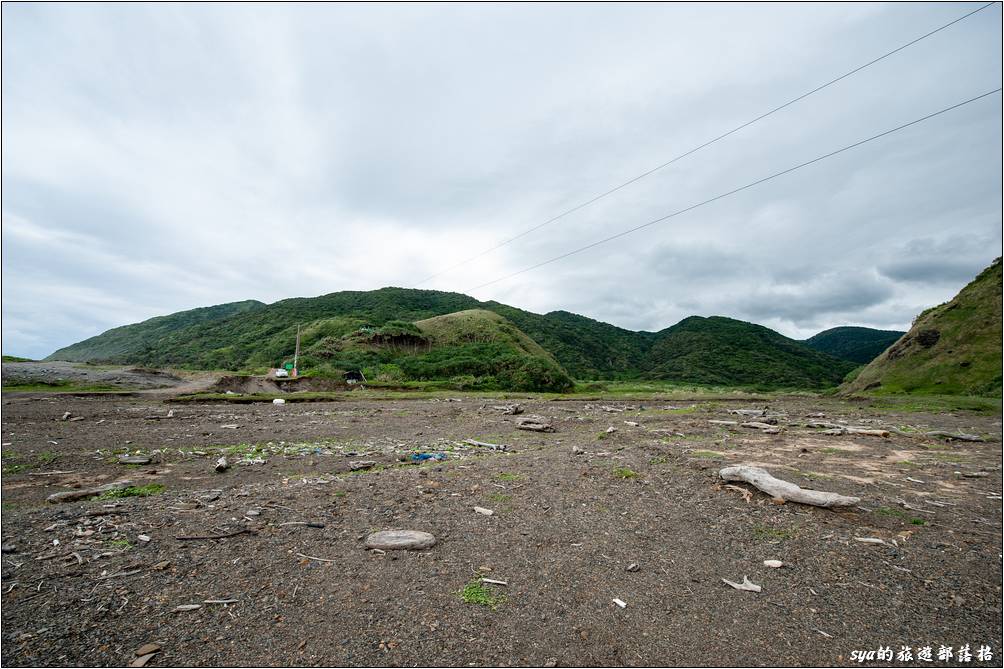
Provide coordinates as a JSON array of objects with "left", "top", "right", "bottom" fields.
[
  {"left": 3, "top": 449, "right": 61, "bottom": 474},
  {"left": 1, "top": 355, "right": 34, "bottom": 362},
  {"left": 875, "top": 506, "right": 908, "bottom": 518},
  {"left": 1, "top": 380, "right": 123, "bottom": 393},
  {"left": 497, "top": 472, "right": 521, "bottom": 482},
  {"left": 612, "top": 466, "right": 639, "bottom": 479},
  {"left": 37, "top": 451, "right": 59, "bottom": 465},
  {"left": 47, "top": 300, "right": 264, "bottom": 363},
  {"left": 45, "top": 287, "right": 855, "bottom": 391},
  {"left": 644, "top": 316, "right": 856, "bottom": 389},
  {"left": 842, "top": 259, "right": 1002, "bottom": 397},
  {"left": 690, "top": 450, "right": 724, "bottom": 459},
  {"left": 97, "top": 484, "right": 165, "bottom": 499},
  {"left": 804, "top": 326, "right": 905, "bottom": 364},
  {"left": 458, "top": 579, "right": 506, "bottom": 609},
  {"left": 107, "top": 539, "right": 134, "bottom": 549},
  {"left": 863, "top": 394, "right": 1001, "bottom": 415}
]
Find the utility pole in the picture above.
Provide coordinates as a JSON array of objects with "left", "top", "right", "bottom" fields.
[{"left": 293, "top": 324, "right": 301, "bottom": 377}]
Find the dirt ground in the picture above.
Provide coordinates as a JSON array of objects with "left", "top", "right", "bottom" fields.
[
  {"left": 0, "top": 362, "right": 199, "bottom": 391},
  {"left": 1, "top": 392, "right": 1001, "bottom": 667}
]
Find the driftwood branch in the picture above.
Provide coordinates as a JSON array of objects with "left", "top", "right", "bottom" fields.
[
  {"left": 720, "top": 465, "right": 860, "bottom": 508},
  {"left": 464, "top": 439, "right": 506, "bottom": 451},
  {"left": 926, "top": 431, "right": 986, "bottom": 442},
  {"left": 516, "top": 418, "right": 555, "bottom": 433}
]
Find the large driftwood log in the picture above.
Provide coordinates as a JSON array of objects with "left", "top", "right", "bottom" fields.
[{"left": 719, "top": 466, "right": 860, "bottom": 508}]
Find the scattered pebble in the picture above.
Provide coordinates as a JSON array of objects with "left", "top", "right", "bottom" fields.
[
  {"left": 473, "top": 506, "right": 494, "bottom": 516},
  {"left": 625, "top": 563, "right": 640, "bottom": 572},
  {"left": 612, "top": 598, "right": 627, "bottom": 608},
  {"left": 763, "top": 560, "right": 783, "bottom": 569}
]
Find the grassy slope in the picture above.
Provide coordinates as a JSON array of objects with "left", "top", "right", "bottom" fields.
[
  {"left": 46, "top": 300, "right": 265, "bottom": 363},
  {"left": 803, "top": 326, "right": 906, "bottom": 364},
  {"left": 286, "top": 308, "right": 574, "bottom": 392},
  {"left": 644, "top": 316, "right": 857, "bottom": 389},
  {"left": 841, "top": 259, "right": 1002, "bottom": 397}
]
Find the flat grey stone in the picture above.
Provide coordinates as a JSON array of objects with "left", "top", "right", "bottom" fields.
[
  {"left": 365, "top": 530, "right": 436, "bottom": 551},
  {"left": 118, "top": 455, "right": 151, "bottom": 465}
]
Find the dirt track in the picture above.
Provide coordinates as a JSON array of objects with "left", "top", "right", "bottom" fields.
[{"left": 1, "top": 393, "right": 1001, "bottom": 667}]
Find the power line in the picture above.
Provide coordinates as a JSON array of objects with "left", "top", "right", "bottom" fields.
[
  {"left": 465, "top": 88, "right": 1002, "bottom": 292},
  {"left": 412, "top": 2, "right": 995, "bottom": 287}
]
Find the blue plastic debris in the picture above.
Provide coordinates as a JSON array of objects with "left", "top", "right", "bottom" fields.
[{"left": 411, "top": 452, "right": 447, "bottom": 462}]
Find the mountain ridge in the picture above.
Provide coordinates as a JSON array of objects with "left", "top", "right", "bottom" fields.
[{"left": 47, "top": 287, "right": 857, "bottom": 389}]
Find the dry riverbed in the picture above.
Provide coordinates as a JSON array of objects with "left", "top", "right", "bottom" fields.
[{"left": 1, "top": 393, "right": 1001, "bottom": 666}]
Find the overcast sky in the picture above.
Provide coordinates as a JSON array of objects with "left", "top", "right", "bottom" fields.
[{"left": 2, "top": 2, "right": 1001, "bottom": 359}]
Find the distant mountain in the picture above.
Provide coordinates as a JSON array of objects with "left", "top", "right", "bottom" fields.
[
  {"left": 841, "top": 258, "right": 1002, "bottom": 397},
  {"left": 644, "top": 316, "right": 857, "bottom": 389},
  {"left": 47, "top": 300, "right": 265, "bottom": 363},
  {"left": 47, "top": 287, "right": 855, "bottom": 390},
  {"left": 804, "top": 326, "right": 905, "bottom": 364}
]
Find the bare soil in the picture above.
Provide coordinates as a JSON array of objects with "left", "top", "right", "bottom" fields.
[
  {"left": 1, "top": 362, "right": 191, "bottom": 391},
  {"left": 1, "top": 392, "right": 1001, "bottom": 667}
]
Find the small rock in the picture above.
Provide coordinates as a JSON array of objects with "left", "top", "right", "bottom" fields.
[
  {"left": 764, "top": 560, "right": 784, "bottom": 569},
  {"left": 173, "top": 604, "right": 202, "bottom": 612},
  {"left": 605, "top": 426, "right": 617, "bottom": 434},
  {"left": 543, "top": 658, "right": 558, "bottom": 668},
  {"left": 134, "top": 643, "right": 161, "bottom": 657},
  {"left": 473, "top": 506, "right": 494, "bottom": 516},
  {"left": 61, "top": 412, "right": 71, "bottom": 421},
  {"left": 625, "top": 563, "right": 640, "bottom": 572},
  {"left": 349, "top": 460, "right": 376, "bottom": 471},
  {"left": 152, "top": 560, "right": 171, "bottom": 570},
  {"left": 365, "top": 530, "right": 437, "bottom": 551},
  {"left": 215, "top": 457, "right": 229, "bottom": 473},
  {"left": 1, "top": 543, "right": 16, "bottom": 554},
  {"left": 68, "top": 416, "right": 85, "bottom": 422},
  {"left": 571, "top": 445, "right": 584, "bottom": 455},
  {"left": 137, "top": 534, "right": 151, "bottom": 543},
  {"left": 220, "top": 424, "right": 239, "bottom": 429},
  {"left": 612, "top": 598, "right": 627, "bottom": 608},
  {"left": 118, "top": 455, "right": 151, "bottom": 465},
  {"left": 623, "top": 421, "right": 640, "bottom": 427},
  {"left": 246, "top": 508, "right": 261, "bottom": 517},
  {"left": 272, "top": 398, "right": 286, "bottom": 405}
]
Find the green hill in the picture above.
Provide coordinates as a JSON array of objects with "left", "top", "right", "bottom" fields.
[
  {"left": 642, "top": 316, "right": 857, "bottom": 389},
  {"left": 804, "top": 326, "right": 905, "bottom": 364},
  {"left": 46, "top": 287, "right": 857, "bottom": 390},
  {"left": 47, "top": 300, "right": 266, "bottom": 363},
  {"left": 841, "top": 258, "right": 1003, "bottom": 397},
  {"left": 282, "top": 309, "right": 573, "bottom": 392}
]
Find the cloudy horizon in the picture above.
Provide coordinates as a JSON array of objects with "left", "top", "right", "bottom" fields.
[{"left": 2, "top": 2, "right": 1001, "bottom": 359}]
